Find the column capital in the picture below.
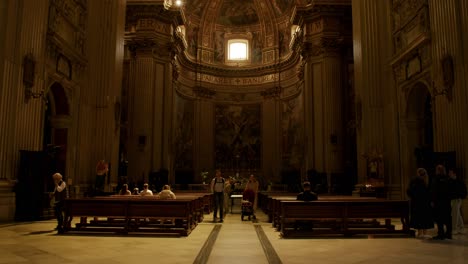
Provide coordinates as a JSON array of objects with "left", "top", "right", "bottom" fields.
[{"left": 301, "top": 37, "right": 345, "bottom": 58}]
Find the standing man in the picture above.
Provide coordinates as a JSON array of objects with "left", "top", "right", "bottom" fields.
[
  {"left": 211, "top": 169, "right": 225, "bottom": 223},
  {"left": 448, "top": 168, "right": 466, "bottom": 234},
  {"left": 52, "top": 173, "right": 67, "bottom": 233},
  {"left": 432, "top": 165, "right": 452, "bottom": 240}
]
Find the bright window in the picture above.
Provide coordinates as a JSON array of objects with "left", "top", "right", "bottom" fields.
[{"left": 228, "top": 40, "right": 248, "bottom": 61}]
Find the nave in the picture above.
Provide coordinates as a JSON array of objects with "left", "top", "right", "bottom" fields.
[{"left": 0, "top": 211, "right": 466, "bottom": 264}]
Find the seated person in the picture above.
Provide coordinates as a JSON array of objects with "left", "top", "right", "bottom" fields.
[
  {"left": 132, "top": 188, "right": 139, "bottom": 195},
  {"left": 158, "top": 185, "right": 176, "bottom": 199},
  {"left": 297, "top": 181, "right": 318, "bottom": 201},
  {"left": 119, "top": 184, "right": 131, "bottom": 195},
  {"left": 139, "top": 183, "right": 153, "bottom": 196}
]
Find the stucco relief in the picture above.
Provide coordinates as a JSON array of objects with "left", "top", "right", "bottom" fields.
[
  {"left": 48, "top": 0, "right": 87, "bottom": 57},
  {"left": 214, "top": 104, "right": 261, "bottom": 171},
  {"left": 392, "top": 0, "right": 427, "bottom": 31},
  {"left": 392, "top": 1, "right": 429, "bottom": 54}
]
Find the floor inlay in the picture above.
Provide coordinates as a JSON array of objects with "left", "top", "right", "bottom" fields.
[
  {"left": 254, "top": 224, "right": 282, "bottom": 264},
  {"left": 193, "top": 224, "right": 222, "bottom": 264}
]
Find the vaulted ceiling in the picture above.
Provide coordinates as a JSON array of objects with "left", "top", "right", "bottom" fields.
[{"left": 181, "top": 0, "right": 297, "bottom": 66}]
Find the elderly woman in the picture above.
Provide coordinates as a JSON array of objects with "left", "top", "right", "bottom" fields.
[
  {"left": 119, "top": 184, "right": 131, "bottom": 195},
  {"left": 158, "top": 185, "right": 176, "bottom": 199}
]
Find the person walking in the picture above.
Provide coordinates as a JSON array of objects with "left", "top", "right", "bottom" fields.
[{"left": 211, "top": 169, "right": 225, "bottom": 223}]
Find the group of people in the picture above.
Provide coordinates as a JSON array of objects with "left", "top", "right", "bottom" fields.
[
  {"left": 210, "top": 169, "right": 259, "bottom": 223},
  {"left": 118, "top": 183, "right": 176, "bottom": 199},
  {"left": 407, "top": 165, "right": 467, "bottom": 240}
]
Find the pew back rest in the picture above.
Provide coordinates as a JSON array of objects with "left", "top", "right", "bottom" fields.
[
  {"left": 281, "top": 201, "right": 345, "bottom": 219},
  {"left": 345, "top": 200, "right": 409, "bottom": 219},
  {"left": 65, "top": 199, "right": 127, "bottom": 217}
]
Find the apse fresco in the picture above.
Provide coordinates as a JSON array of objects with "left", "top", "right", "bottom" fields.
[
  {"left": 214, "top": 104, "right": 261, "bottom": 171},
  {"left": 174, "top": 95, "right": 194, "bottom": 169},
  {"left": 218, "top": 0, "right": 259, "bottom": 26},
  {"left": 281, "top": 97, "right": 304, "bottom": 169}
]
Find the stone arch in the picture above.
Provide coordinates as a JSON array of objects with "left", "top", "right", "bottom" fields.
[
  {"left": 404, "top": 82, "right": 433, "bottom": 185},
  {"left": 44, "top": 82, "right": 71, "bottom": 176}
]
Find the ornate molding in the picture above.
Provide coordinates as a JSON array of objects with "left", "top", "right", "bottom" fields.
[
  {"left": 193, "top": 86, "right": 216, "bottom": 99},
  {"left": 126, "top": 4, "right": 183, "bottom": 28},
  {"left": 260, "top": 86, "right": 282, "bottom": 99},
  {"left": 301, "top": 37, "right": 344, "bottom": 57}
]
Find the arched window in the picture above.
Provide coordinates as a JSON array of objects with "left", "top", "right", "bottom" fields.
[{"left": 228, "top": 39, "right": 248, "bottom": 61}]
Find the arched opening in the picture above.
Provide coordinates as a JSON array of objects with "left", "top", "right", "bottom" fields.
[
  {"left": 44, "top": 82, "right": 70, "bottom": 176},
  {"left": 405, "top": 82, "right": 433, "bottom": 181}
]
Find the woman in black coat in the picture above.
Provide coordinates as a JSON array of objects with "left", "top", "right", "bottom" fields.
[{"left": 407, "top": 168, "right": 434, "bottom": 238}]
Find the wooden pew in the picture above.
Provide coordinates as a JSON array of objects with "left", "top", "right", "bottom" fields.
[
  {"left": 279, "top": 199, "right": 410, "bottom": 237},
  {"left": 63, "top": 194, "right": 211, "bottom": 236}
]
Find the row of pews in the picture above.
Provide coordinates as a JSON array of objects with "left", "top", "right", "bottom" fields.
[
  {"left": 258, "top": 192, "right": 412, "bottom": 237},
  {"left": 63, "top": 192, "right": 213, "bottom": 236}
]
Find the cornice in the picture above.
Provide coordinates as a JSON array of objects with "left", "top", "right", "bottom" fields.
[
  {"left": 176, "top": 48, "right": 302, "bottom": 78},
  {"left": 126, "top": 3, "right": 183, "bottom": 27},
  {"left": 293, "top": 0, "right": 351, "bottom": 25}
]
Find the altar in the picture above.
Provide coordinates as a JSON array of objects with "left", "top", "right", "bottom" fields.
[{"left": 230, "top": 194, "right": 243, "bottom": 213}]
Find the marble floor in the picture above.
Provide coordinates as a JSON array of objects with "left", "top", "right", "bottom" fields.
[{"left": 0, "top": 212, "right": 466, "bottom": 264}]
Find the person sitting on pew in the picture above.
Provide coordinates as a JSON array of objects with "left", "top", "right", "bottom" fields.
[
  {"left": 297, "top": 181, "right": 318, "bottom": 201},
  {"left": 132, "top": 187, "right": 139, "bottom": 195},
  {"left": 158, "top": 185, "right": 176, "bottom": 199},
  {"left": 139, "top": 183, "right": 153, "bottom": 196},
  {"left": 294, "top": 181, "right": 318, "bottom": 231},
  {"left": 119, "top": 184, "right": 131, "bottom": 195}
]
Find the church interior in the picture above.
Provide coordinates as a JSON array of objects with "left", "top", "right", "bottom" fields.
[{"left": 0, "top": 0, "right": 467, "bottom": 262}]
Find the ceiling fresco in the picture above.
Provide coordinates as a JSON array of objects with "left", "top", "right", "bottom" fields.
[
  {"left": 217, "top": 0, "right": 259, "bottom": 26},
  {"left": 184, "top": 0, "right": 295, "bottom": 27}
]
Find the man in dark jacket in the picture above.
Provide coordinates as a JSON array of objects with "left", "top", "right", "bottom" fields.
[
  {"left": 297, "top": 181, "right": 318, "bottom": 201},
  {"left": 431, "top": 165, "right": 453, "bottom": 239}
]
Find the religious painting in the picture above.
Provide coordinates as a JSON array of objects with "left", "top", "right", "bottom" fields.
[
  {"left": 281, "top": 97, "right": 304, "bottom": 169},
  {"left": 218, "top": 0, "right": 259, "bottom": 26},
  {"left": 214, "top": 104, "right": 261, "bottom": 171},
  {"left": 174, "top": 95, "right": 194, "bottom": 169}
]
